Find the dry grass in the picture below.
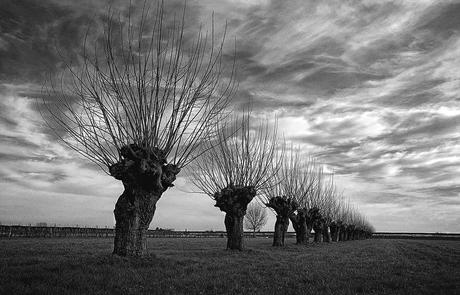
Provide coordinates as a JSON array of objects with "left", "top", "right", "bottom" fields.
[{"left": 0, "top": 238, "right": 459, "bottom": 294}]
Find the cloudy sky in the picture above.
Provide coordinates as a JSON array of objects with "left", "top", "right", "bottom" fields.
[{"left": 1, "top": 0, "right": 460, "bottom": 232}]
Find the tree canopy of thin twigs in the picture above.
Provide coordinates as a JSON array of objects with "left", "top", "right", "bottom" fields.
[
  {"left": 43, "top": 0, "right": 236, "bottom": 174},
  {"left": 260, "top": 148, "right": 318, "bottom": 209},
  {"left": 244, "top": 202, "right": 268, "bottom": 234},
  {"left": 188, "top": 111, "right": 282, "bottom": 197},
  {"left": 187, "top": 110, "right": 283, "bottom": 250},
  {"left": 259, "top": 148, "right": 375, "bottom": 243},
  {"left": 311, "top": 173, "right": 337, "bottom": 222}
]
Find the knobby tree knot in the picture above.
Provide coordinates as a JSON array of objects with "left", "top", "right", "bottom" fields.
[
  {"left": 266, "top": 196, "right": 298, "bottom": 217},
  {"left": 214, "top": 184, "right": 256, "bottom": 217},
  {"left": 109, "top": 144, "right": 180, "bottom": 191}
]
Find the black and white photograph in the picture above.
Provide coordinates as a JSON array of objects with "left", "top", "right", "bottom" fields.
[{"left": 0, "top": 0, "right": 459, "bottom": 294}]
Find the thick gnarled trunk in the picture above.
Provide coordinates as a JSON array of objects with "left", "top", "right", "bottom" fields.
[
  {"left": 214, "top": 185, "right": 256, "bottom": 251},
  {"left": 273, "top": 215, "right": 289, "bottom": 247},
  {"left": 291, "top": 218, "right": 308, "bottom": 245},
  {"left": 296, "top": 222, "right": 308, "bottom": 244},
  {"left": 109, "top": 144, "right": 180, "bottom": 257},
  {"left": 330, "top": 223, "right": 339, "bottom": 242},
  {"left": 347, "top": 225, "right": 355, "bottom": 241},
  {"left": 338, "top": 225, "right": 346, "bottom": 241},
  {"left": 313, "top": 224, "right": 323, "bottom": 242},
  {"left": 322, "top": 224, "right": 331, "bottom": 243},
  {"left": 290, "top": 211, "right": 308, "bottom": 245},
  {"left": 113, "top": 185, "right": 160, "bottom": 256},
  {"left": 266, "top": 196, "right": 297, "bottom": 247},
  {"left": 224, "top": 213, "right": 245, "bottom": 250},
  {"left": 308, "top": 207, "right": 323, "bottom": 243}
]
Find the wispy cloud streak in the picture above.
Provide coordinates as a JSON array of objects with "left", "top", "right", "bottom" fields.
[{"left": 0, "top": 0, "right": 459, "bottom": 231}]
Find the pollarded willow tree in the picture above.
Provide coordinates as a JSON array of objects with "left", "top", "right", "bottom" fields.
[
  {"left": 188, "top": 112, "right": 282, "bottom": 250},
  {"left": 308, "top": 170, "right": 335, "bottom": 243},
  {"left": 329, "top": 193, "right": 345, "bottom": 242},
  {"left": 261, "top": 148, "right": 311, "bottom": 247},
  {"left": 317, "top": 176, "right": 338, "bottom": 243},
  {"left": 43, "top": 2, "right": 236, "bottom": 256},
  {"left": 287, "top": 156, "right": 321, "bottom": 245}
]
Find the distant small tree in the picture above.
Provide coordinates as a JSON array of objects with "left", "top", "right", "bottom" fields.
[{"left": 244, "top": 203, "right": 268, "bottom": 237}]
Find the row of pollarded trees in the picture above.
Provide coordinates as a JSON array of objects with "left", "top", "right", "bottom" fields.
[
  {"left": 260, "top": 148, "right": 373, "bottom": 246},
  {"left": 263, "top": 151, "right": 374, "bottom": 247},
  {"left": 188, "top": 113, "right": 374, "bottom": 250},
  {"left": 44, "top": 1, "right": 372, "bottom": 256},
  {"left": 188, "top": 112, "right": 282, "bottom": 250}
]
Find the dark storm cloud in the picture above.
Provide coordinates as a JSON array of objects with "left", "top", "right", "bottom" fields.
[
  {"left": 0, "top": 0, "right": 95, "bottom": 82},
  {"left": 0, "top": 0, "right": 204, "bottom": 84},
  {"left": 418, "top": 3, "right": 460, "bottom": 37}
]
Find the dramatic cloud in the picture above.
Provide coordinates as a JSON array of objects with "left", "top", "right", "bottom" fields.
[{"left": 1, "top": 0, "right": 459, "bottom": 232}]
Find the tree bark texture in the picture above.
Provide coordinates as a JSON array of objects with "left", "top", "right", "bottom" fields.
[
  {"left": 313, "top": 224, "right": 323, "bottom": 242},
  {"left": 291, "top": 216, "right": 300, "bottom": 243},
  {"left": 273, "top": 215, "right": 289, "bottom": 246},
  {"left": 224, "top": 212, "right": 245, "bottom": 250},
  {"left": 290, "top": 209, "right": 308, "bottom": 245},
  {"left": 347, "top": 225, "right": 355, "bottom": 241},
  {"left": 338, "top": 225, "right": 346, "bottom": 241},
  {"left": 110, "top": 144, "right": 180, "bottom": 256},
  {"left": 344, "top": 227, "right": 350, "bottom": 241},
  {"left": 113, "top": 185, "right": 159, "bottom": 256},
  {"left": 266, "top": 196, "right": 298, "bottom": 247},
  {"left": 309, "top": 207, "right": 324, "bottom": 243},
  {"left": 330, "top": 222, "right": 339, "bottom": 242},
  {"left": 322, "top": 224, "right": 331, "bottom": 243},
  {"left": 214, "top": 185, "right": 256, "bottom": 250}
]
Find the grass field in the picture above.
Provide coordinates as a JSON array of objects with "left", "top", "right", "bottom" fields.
[{"left": 0, "top": 238, "right": 459, "bottom": 295}]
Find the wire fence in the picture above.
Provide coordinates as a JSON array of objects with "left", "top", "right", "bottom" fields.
[
  {"left": 0, "top": 225, "right": 295, "bottom": 239},
  {"left": 1, "top": 225, "right": 459, "bottom": 240}
]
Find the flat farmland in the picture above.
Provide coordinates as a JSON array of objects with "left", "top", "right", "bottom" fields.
[{"left": 0, "top": 238, "right": 459, "bottom": 295}]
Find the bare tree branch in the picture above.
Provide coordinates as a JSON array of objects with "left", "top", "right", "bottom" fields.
[
  {"left": 187, "top": 109, "right": 283, "bottom": 197},
  {"left": 42, "top": 0, "right": 236, "bottom": 174},
  {"left": 244, "top": 202, "right": 268, "bottom": 234}
]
